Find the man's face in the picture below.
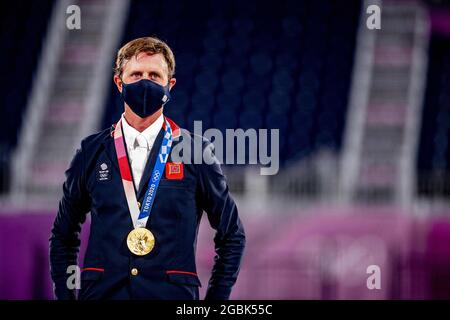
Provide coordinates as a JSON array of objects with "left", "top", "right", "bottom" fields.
[{"left": 114, "top": 51, "right": 176, "bottom": 92}]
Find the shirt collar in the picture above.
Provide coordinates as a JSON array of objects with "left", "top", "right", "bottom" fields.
[{"left": 121, "top": 113, "right": 164, "bottom": 150}]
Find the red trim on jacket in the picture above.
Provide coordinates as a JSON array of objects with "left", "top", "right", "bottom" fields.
[
  {"left": 82, "top": 267, "right": 105, "bottom": 272},
  {"left": 166, "top": 270, "right": 197, "bottom": 277}
]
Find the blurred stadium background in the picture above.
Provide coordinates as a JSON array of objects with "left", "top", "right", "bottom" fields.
[{"left": 1, "top": 0, "right": 450, "bottom": 299}]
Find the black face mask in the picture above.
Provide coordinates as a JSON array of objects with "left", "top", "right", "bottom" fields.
[{"left": 121, "top": 79, "right": 171, "bottom": 118}]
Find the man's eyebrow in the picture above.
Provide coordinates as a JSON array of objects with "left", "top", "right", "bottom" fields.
[
  {"left": 127, "top": 69, "right": 163, "bottom": 77},
  {"left": 149, "top": 70, "right": 163, "bottom": 75}
]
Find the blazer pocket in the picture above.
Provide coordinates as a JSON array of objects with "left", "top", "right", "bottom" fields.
[
  {"left": 159, "top": 179, "right": 190, "bottom": 189},
  {"left": 81, "top": 268, "right": 104, "bottom": 281},
  {"left": 166, "top": 270, "right": 202, "bottom": 287}
]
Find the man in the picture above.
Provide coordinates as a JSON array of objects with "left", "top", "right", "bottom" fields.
[{"left": 49, "top": 37, "right": 245, "bottom": 300}]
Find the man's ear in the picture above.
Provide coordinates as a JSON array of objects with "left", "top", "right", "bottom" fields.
[
  {"left": 168, "top": 78, "right": 176, "bottom": 91},
  {"left": 114, "top": 75, "right": 123, "bottom": 93}
]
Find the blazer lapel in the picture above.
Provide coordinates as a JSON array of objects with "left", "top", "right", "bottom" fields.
[
  {"left": 102, "top": 123, "right": 166, "bottom": 205},
  {"left": 101, "top": 125, "right": 121, "bottom": 173},
  {"left": 136, "top": 127, "right": 166, "bottom": 200}
]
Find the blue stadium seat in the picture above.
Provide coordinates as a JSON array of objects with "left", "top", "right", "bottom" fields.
[
  {"left": 0, "top": 0, "right": 56, "bottom": 193},
  {"left": 102, "top": 0, "right": 361, "bottom": 167}
]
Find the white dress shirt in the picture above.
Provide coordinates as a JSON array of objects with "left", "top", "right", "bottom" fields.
[{"left": 121, "top": 113, "right": 164, "bottom": 189}]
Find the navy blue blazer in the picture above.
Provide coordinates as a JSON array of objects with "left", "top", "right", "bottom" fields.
[{"left": 49, "top": 117, "right": 245, "bottom": 300}]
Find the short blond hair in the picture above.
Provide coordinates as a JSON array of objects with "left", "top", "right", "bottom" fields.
[{"left": 114, "top": 36, "right": 176, "bottom": 79}]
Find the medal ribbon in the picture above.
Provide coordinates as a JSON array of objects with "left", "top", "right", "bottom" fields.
[{"left": 113, "top": 117, "right": 173, "bottom": 228}]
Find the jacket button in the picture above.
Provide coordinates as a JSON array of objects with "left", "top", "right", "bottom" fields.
[
  {"left": 137, "top": 202, "right": 141, "bottom": 209},
  {"left": 131, "top": 268, "right": 138, "bottom": 276}
]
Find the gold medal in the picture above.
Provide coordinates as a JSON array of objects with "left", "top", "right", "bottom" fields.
[{"left": 126, "top": 227, "right": 155, "bottom": 256}]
